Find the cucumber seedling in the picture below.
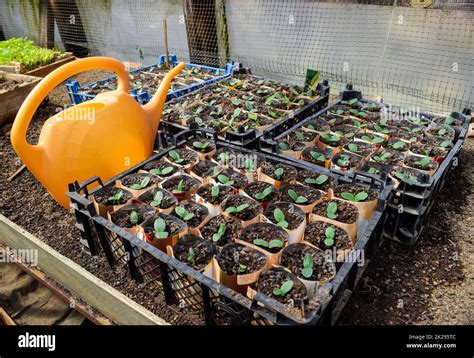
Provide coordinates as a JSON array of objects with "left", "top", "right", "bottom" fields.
[
  {"left": 324, "top": 226, "right": 336, "bottom": 247},
  {"left": 225, "top": 203, "right": 249, "bottom": 214},
  {"left": 274, "top": 167, "right": 284, "bottom": 180},
  {"left": 174, "top": 206, "right": 195, "bottom": 221},
  {"left": 217, "top": 174, "right": 235, "bottom": 186},
  {"left": 255, "top": 187, "right": 273, "bottom": 201},
  {"left": 273, "top": 208, "right": 289, "bottom": 229},
  {"left": 212, "top": 223, "right": 227, "bottom": 243},
  {"left": 272, "top": 280, "right": 294, "bottom": 296},
  {"left": 169, "top": 150, "right": 184, "bottom": 164},
  {"left": 150, "top": 166, "right": 174, "bottom": 176},
  {"left": 340, "top": 191, "right": 368, "bottom": 202},
  {"left": 129, "top": 176, "right": 151, "bottom": 190},
  {"left": 288, "top": 189, "right": 308, "bottom": 204},
  {"left": 301, "top": 253, "right": 314, "bottom": 278},
  {"left": 187, "top": 247, "right": 196, "bottom": 266},
  {"left": 107, "top": 189, "right": 123, "bottom": 204},
  {"left": 326, "top": 201, "right": 338, "bottom": 219},
  {"left": 305, "top": 174, "right": 329, "bottom": 186},
  {"left": 130, "top": 211, "right": 139, "bottom": 225},
  {"left": 193, "top": 141, "right": 209, "bottom": 150},
  {"left": 153, "top": 218, "right": 169, "bottom": 239},
  {"left": 253, "top": 236, "right": 284, "bottom": 250},
  {"left": 173, "top": 179, "right": 185, "bottom": 194},
  {"left": 150, "top": 191, "right": 164, "bottom": 207}
]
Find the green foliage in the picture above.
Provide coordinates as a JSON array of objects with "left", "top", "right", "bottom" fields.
[
  {"left": 173, "top": 179, "right": 185, "bottom": 194},
  {"left": 107, "top": 189, "right": 123, "bottom": 204},
  {"left": 272, "top": 280, "right": 294, "bottom": 296},
  {"left": 150, "top": 166, "right": 174, "bottom": 176},
  {"left": 324, "top": 226, "right": 336, "bottom": 246},
  {"left": 193, "top": 141, "right": 209, "bottom": 149},
  {"left": 253, "top": 237, "right": 284, "bottom": 249},
  {"left": 225, "top": 204, "right": 249, "bottom": 214},
  {"left": 217, "top": 174, "right": 234, "bottom": 186},
  {"left": 169, "top": 150, "right": 184, "bottom": 164},
  {"left": 274, "top": 167, "right": 284, "bottom": 180},
  {"left": 174, "top": 206, "right": 195, "bottom": 221},
  {"left": 0, "top": 38, "right": 58, "bottom": 68},
  {"left": 301, "top": 253, "right": 314, "bottom": 278},
  {"left": 340, "top": 191, "right": 368, "bottom": 202},
  {"left": 288, "top": 189, "right": 308, "bottom": 204},
  {"left": 238, "top": 263, "right": 248, "bottom": 273},
  {"left": 129, "top": 177, "right": 151, "bottom": 190},
  {"left": 187, "top": 247, "right": 196, "bottom": 265},
  {"left": 150, "top": 191, "right": 164, "bottom": 207},
  {"left": 211, "top": 185, "right": 220, "bottom": 198},
  {"left": 305, "top": 174, "right": 328, "bottom": 185},
  {"left": 310, "top": 151, "right": 326, "bottom": 162},
  {"left": 212, "top": 223, "right": 227, "bottom": 242},
  {"left": 129, "top": 211, "right": 139, "bottom": 225},
  {"left": 326, "top": 201, "right": 338, "bottom": 219},
  {"left": 273, "top": 208, "right": 289, "bottom": 229},
  {"left": 255, "top": 187, "right": 273, "bottom": 200},
  {"left": 153, "top": 218, "right": 168, "bottom": 239}
]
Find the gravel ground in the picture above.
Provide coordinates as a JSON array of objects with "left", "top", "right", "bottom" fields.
[{"left": 0, "top": 74, "right": 472, "bottom": 325}]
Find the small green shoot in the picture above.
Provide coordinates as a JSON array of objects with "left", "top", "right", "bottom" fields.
[
  {"left": 129, "top": 211, "right": 139, "bottom": 225},
  {"left": 305, "top": 174, "right": 328, "bottom": 185},
  {"left": 272, "top": 280, "right": 294, "bottom": 296},
  {"left": 174, "top": 206, "right": 195, "bottom": 221},
  {"left": 326, "top": 201, "right": 338, "bottom": 219},
  {"left": 255, "top": 187, "right": 273, "bottom": 201},
  {"left": 193, "top": 141, "right": 209, "bottom": 150},
  {"left": 225, "top": 203, "right": 249, "bottom": 214},
  {"left": 153, "top": 218, "right": 168, "bottom": 239},
  {"left": 324, "top": 226, "right": 336, "bottom": 247},
  {"left": 173, "top": 179, "right": 185, "bottom": 194},
  {"left": 169, "top": 150, "right": 184, "bottom": 164},
  {"left": 108, "top": 189, "right": 123, "bottom": 204},
  {"left": 187, "top": 247, "right": 196, "bottom": 266},
  {"left": 288, "top": 189, "right": 308, "bottom": 204},
  {"left": 150, "top": 166, "right": 174, "bottom": 176},
  {"left": 340, "top": 191, "right": 368, "bottom": 202},
  {"left": 212, "top": 223, "right": 227, "bottom": 242},
  {"left": 274, "top": 208, "right": 289, "bottom": 229},
  {"left": 301, "top": 253, "right": 314, "bottom": 278},
  {"left": 129, "top": 177, "right": 151, "bottom": 190},
  {"left": 150, "top": 191, "right": 164, "bottom": 207},
  {"left": 217, "top": 174, "right": 235, "bottom": 186}
]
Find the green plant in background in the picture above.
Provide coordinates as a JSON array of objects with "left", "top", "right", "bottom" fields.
[
  {"left": 150, "top": 166, "right": 174, "bottom": 176},
  {"left": 129, "top": 211, "right": 139, "bottom": 225},
  {"left": 0, "top": 38, "right": 58, "bottom": 69},
  {"left": 272, "top": 280, "right": 294, "bottom": 296},
  {"left": 174, "top": 206, "right": 195, "bottom": 221},
  {"left": 187, "top": 247, "right": 196, "bottom": 266},
  {"left": 326, "top": 201, "right": 338, "bottom": 219},
  {"left": 173, "top": 180, "right": 185, "bottom": 194},
  {"left": 150, "top": 191, "right": 164, "bottom": 207},
  {"left": 225, "top": 203, "right": 249, "bottom": 214},
  {"left": 154, "top": 218, "right": 168, "bottom": 239},
  {"left": 324, "top": 227, "right": 336, "bottom": 246},
  {"left": 254, "top": 187, "right": 273, "bottom": 200},
  {"left": 274, "top": 167, "right": 284, "bottom": 180}
]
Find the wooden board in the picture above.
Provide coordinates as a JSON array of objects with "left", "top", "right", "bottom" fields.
[
  {"left": 0, "top": 71, "right": 41, "bottom": 126},
  {"left": 0, "top": 53, "right": 75, "bottom": 77},
  {"left": 0, "top": 307, "right": 16, "bottom": 326},
  {"left": 0, "top": 214, "right": 169, "bottom": 325}
]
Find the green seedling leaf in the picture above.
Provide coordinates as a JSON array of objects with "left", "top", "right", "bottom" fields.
[
  {"left": 301, "top": 253, "right": 314, "bottom": 278},
  {"left": 415, "top": 156, "right": 431, "bottom": 168},
  {"left": 153, "top": 218, "right": 168, "bottom": 239},
  {"left": 219, "top": 152, "right": 230, "bottom": 164},
  {"left": 274, "top": 208, "right": 288, "bottom": 229},
  {"left": 288, "top": 189, "right": 308, "bottom": 204},
  {"left": 394, "top": 171, "right": 417, "bottom": 182},
  {"left": 326, "top": 201, "right": 338, "bottom": 219},
  {"left": 305, "top": 174, "right": 329, "bottom": 186},
  {"left": 217, "top": 174, "right": 234, "bottom": 186},
  {"left": 324, "top": 226, "right": 335, "bottom": 246},
  {"left": 212, "top": 223, "right": 227, "bottom": 242},
  {"left": 295, "top": 131, "right": 306, "bottom": 141},
  {"left": 129, "top": 176, "right": 151, "bottom": 190},
  {"left": 193, "top": 141, "right": 209, "bottom": 149},
  {"left": 108, "top": 189, "right": 123, "bottom": 203},
  {"left": 440, "top": 140, "right": 451, "bottom": 148},
  {"left": 272, "top": 280, "right": 294, "bottom": 296},
  {"left": 367, "top": 167, "right": 378, "bottom": 174},
  {"left": 255, "top": 187, "right": 273, "bottom": 200},
  {"left": 238, "top": 263, "right": 248, "bottom": 274},
  {"left": 274, "top": 167, "right": 284, "bottom": 180},
  {"left": 187, "top": 247, "right": 196, "bottom": 265},
  {"left": 438, "top": 128, "right": 447, "bottom": 136},
  {"left": 129, "top": 211, "right": 139, "bottom": 225},
  {"left": 173, "top": 179, "right": 185, "bottom": 194},
  {"left": 253, "top": 238, "right": 268, "bottom": 248},
  {"left": 269, "top": 239, "right": 284, "bottom": 249},
  {"left": 225, "top": 203, "right": 249, "bottom": 214},
  {"left": 392, "top": 141, "right": 405, "bottom": 149},
  {"left": 245, "top": 101, "right": 254, "bottom": 111},
  {"left": 150, "top": 166, "right": 174, "bottom": 176},
  {"left": 279, "top": 142, "right": 289, "bottom": 150},
  {"left": 169, "top": 150, "right": 184, "bottom": 164},
  {"left": 211, "top": 185, "right": 220, "bottom": 197},
  {"left": 337, "top": 155, "right": 350, "bottom": 168},
  {"left": 150, "top": 191, "right": 164, "bottom": 207},
  {"left": 175, "top": 206, "right": 195, "bottom": 221},
  {"left": 310, "top": 151, "right": 326, "bottom": 162},
  {"left": 443, "top": 116, "right": 454, "bottom": 125},
  {"left": 348, "top": 143, "right": 359, "bottom": 153}
]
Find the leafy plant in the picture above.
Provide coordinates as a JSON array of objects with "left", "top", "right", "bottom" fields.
[
  {"left": 150, "top": 166, "right": 174, "bottom": 176},
  {"left": 149, "top": 191, "right": 164, "bottom": 207},
  {"left": 173, "top": 179, "right": 185, "bottom": 194},
  {"left": 341, "top": 98, "right": 358, "bottom": 106},
  {"left": 187, "top": 247, "right": 196, "bottom": 265},
  {"left": 336, "top": 154, "right": 351, "bottom": 168},
  {"left": 373, "top": 152, "right": 392, "bottom": 163},
  {"left": 310, "top": 151, "right": 326, "bottom": 162},
  {"left": 129, "top": 177, "right": 151, "bottom": 190},
  {"left": 415, "top": 156, "right": 431, "bottom": 169},
  {"left": 274, "top": 167, "right": 284, "bottom": 180},
  {"left": 0, "top": 38, "right": 57, "bottom": 68},
  {"left": 255, "top": 187, "right": 273, "bottom": 200},
  {"left": 326, "top": 201, "right": 338, "bottom": 219},
  {"left": 348, "top": 143, "right": 360, "bottom": 153},
  {"left": 107, "top": 189, "right": 123, "bottom": 204},
  {"left": 350, "top": 109, "right": 369, "bottom": 118},
  {"left": 391, "top": 141, "right": 406, "bottom": 150},
  {"left": 238, "top": 263, "right": 248, "bottom": 274},
  {"left": 211, "top": 185, "right": 220, "bottom": 198},
  {"left": 301, "top": 253, "right": 314, "bottom": 278},
  {"left": 217, "top": 174, "right": 234, "bottom": 186},
  {"left": 437, "top": 128, "right": 447, "bottom": 137},
  {"left": 130, "top": 211, "right": 139, "bottom": 225},
  {"left": 361, "top": 135, "right": 384, "bottom": 144},
  {"left": 278, "top": 142, "right": 289, "bottom": 151},
  {"left": 153, "top": 218, "right": 168, "bottom": 239},
  {"left": 212, "top": 223, "right": 227, "bottom": 242},
  {"left": 394, "top": 171, "right": 417, "bottom": 181},
  {"left": 174, "top": 206, "right": 195, "bottom": 221},
  {"left": 305, "top": 174, "right": 328, "bottom": 185},
  {"left": 225, "top": 203, "right": 249, "bottom": 214},
  {"left": 193, "top": 141, "right": 209, "bottom": 150},
  {"left": 253, "top": 237, "right": 284, "bottom": 250},
  {"left": 440, "top": 140, "right": 451, "bottom": 148},
  {"left": 367, "top": 167, "right": 378, "bottom": 175},
  {"left": 443, "top": 116, "right": 454, "bottom": 125},
  {"left": 273, "top": 208, "right": 289, "bottom": 229},
  {"left": 340, "top": 191, "right": 368, "bottom": 202},
  {"left": 288, "top": 189, "right": 308, "bottom": 204},
  {"left": 169, "top": 150, "right": 184, "bottom": 164},
  {"left": 295, "top": 131, "right": 306, "bottom": 141},
  {"left": 324, "top": 226, "right": 336, "bottom": 247},
  {"left": 272, "top": 280, "right": 294, "bottom": 296},
  {"left": 373, "top": 124, "right": 391, "bottom": 134},
  {"left": 320, "top": 132, "right": 341, "bottom": 144}
]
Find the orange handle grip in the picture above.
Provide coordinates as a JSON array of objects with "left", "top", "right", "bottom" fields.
[{"left": 11, "top": 57, "right": 130, "bottom": 157}]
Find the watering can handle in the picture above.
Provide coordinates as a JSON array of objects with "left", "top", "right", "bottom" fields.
[{"left": 11, "top": 57, "right": 130, "bottom": 161}]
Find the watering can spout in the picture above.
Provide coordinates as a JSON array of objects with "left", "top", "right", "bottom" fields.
[{"left": 144, "top": 62, "right": 186, "bottom": 133}]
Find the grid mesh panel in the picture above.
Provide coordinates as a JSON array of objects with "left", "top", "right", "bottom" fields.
[{"left": 1, "top": 1, "right": 472, "bottom": 111}]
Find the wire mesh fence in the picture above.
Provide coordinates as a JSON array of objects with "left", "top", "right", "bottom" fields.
[{"left": 0, "top": 0, "right": 472, "bottom": 113}]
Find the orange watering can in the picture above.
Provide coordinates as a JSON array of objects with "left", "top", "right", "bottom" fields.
[{"left": 11, "top": 57, "right": 185, "bottom": 208}]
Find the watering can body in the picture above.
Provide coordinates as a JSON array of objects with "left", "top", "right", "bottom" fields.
[{"left": 11, "top": 57, "right": 185, "bottom": 208}]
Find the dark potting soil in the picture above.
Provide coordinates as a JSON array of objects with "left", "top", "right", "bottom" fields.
[
  {"left": 420, "top": 136, "right": 453, "bottom": 150},
  {"left": 288, "top": 130, "right": 317, "bottom": 143},
  {"left": 217, "top": 243, "right": 267, "bottom": 276},
  {"left": 321, "top": 114, "right": 344, "bottom": 126},
  {"left": 343, "top": 141, "right": 374, "bottom": 158},
  {"left": 385, "top": 138, "right": 410, "bottom": 152},
  {"left": 371, "top": 149, "right": 405, "bottom": 166},
  {"left": 142, "top": 160, "right": 179, "bottom": 178},
  {"left": 304, "top": 221, "right": 353, "bottom": 252},
  {"left": 333, "top": 184, "right": 378, "bottom": 202},
  {"left": 93, "top": 187, "right": 133, "bottom": 206},
  {"left": 410, "top": 143, "right": 446, "bottom": 158},
  {"left": 200, "top": 215, "right": 242, "bottom": 247},
  {"left": 186, "top": 138, "right": 216, "bottom": 154},
  {"left": 190, "top": 160, "right": 221, "bottom": 179},
  {"left": 280, "top": 243, "right": 335, "bottom": 282},
  {"left": 277, "top": 139, "right": 305, "bottom": 152},
  {"left": 264, "top": 202, "right": 305, "bottom": 230},
  {"left": 109, "top": 204, "right": 156, "bottom": 228},
  {"left": 426, "top": 126, "right": 455, "bottom": 140},
  {"left": 278, "top": 184, "right": 322, "bottom": 205},
  {"left": 396, "top": 130, "right": 424, "bottom": 143},
  {"left": 312, "top": 199, "right": 359, "bottom": 224},
  {"left": 243, "top": 181, "right": 278, "bottom": 203},
  {"left": 297, "top": 170, "right": 334, "bottom": 191},
  {"left": 332, "top": 152, "right": 361, "bottom": 169},
  {"left": 261, "top": 162, "right": 298, "bottom": 182},
  {"left": 221, "top": 195, "right": 261, "bottom": 221},
  {"left": 255, "top": 268, "right": 307, "bottom": 308},
  {"left": 301, "top": 146, "right": 333, "bottom": 164},
  {"left": 138, "top": 188, "right": 177, "bottom": 210},
  {"left": 404, "top": 155, "right": 438, "bottom": 172},
  {"left": 120, "top": 173, "right": 160, "bottom": 189},
  {"left": 240, "top": 223, "right": 288, "bottom": 254},
  {"left": 172, "top": 234, "right": 216, "bottom": 271},
  {"left": 332, "top": 125, "right": 361, "bottom": 139},
  {"left": 142, "top": 213, "right": 187, "bottom": 238},
  {"left": 161, "top": 175, "right": 202, "bottom": 194},
  {"left": 216, "top": 168, "right": 248, "bottom": 190},
  {"left": 302, "top": 118, "right": 330, "bottom": 132},
  {"left": 171, "top": 200, "right": 208, "bottom": 229},
  {"left": 166, "top": 148, "right": 198, "bottom": 166},
  {"left": 196, "top": 184, "right": 233, "bottom": 206}
]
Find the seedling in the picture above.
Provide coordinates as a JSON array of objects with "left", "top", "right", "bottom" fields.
[
  {"left": 367, "top": 167, "right": 378, "bottom": 175},
  {"left": 288, "top": 189, "right": 308, "bottom": 204},
  {"left": 443, "top": 116, "right": 454, "bottom": 125},
  {"left": 129, "top": 176, "right": 151, "bottom": 190},
  {"left": 231, "top": 98, "right": 241, "bottom": 106},
  {"left": 253, "top": 237, "right": 284, "bottom": 250},
  {"left": 341, "top": 98, "right": 358, "bottom": 106},
  {"left": 279, "top": 142, "right": 289, "bottom": 151},
  {"left": 169, "top": 150, "right": 184, "bottom": 164},
  {"left": 373, "top": 124, "right": 391, "bottom": 134},
  {"left": 245, "top": 101, "right": 254, "bottom": 111},
  {"left": 310, "top": 151, "right": 326, "bottom": 162},
  {"left": 211, "top": 185, "right": 220, "bottom": 198},
  {"left": 391, "top": 141, "right": 406, "bottom": 150},
  {"left": 273, "top": 208, "right": 289, "bottom": 229},
  {"left": 225, "top": 203, "right": 249, "bottom": 214},
  {"left": 301, "top": 253, "right": 314, "bottom": 278},
  {"left": 437, "top": 128, "right": 447, "bottom": 137},
  {"left": 351, "top": 119, "right": 366, "bottom": 128},
  {"left": 336, "top": 154, "right": 351, "bottom": 168},
  {"left": 193, "top": 141, "right": 209, "bottom": 150},
  {"left": 174, "top": 206, "right": 195, "bottom": 221},
  {"left": 150, "top": 191, "right": 164, "bottom": 207},
  {"left": 320, "top": 132, "right": 341, "bottom": 144},
  {"left": 348, "top": 143, "right": 360, "bottom": 153},
  {"left": 217, "top": 174, "right": 234, "bottom": 186},
  {"left": 373, "top": 151, "right": 392, "bottom": 163},
  {"left": 361, "top": 135, "right": 384, "bottom": 144},
  {"left": 238, "top": 263, "right": 248, "bottom": 274},
  {"left": 340, "top": 191, "right": 368, "bottom": 202},
  {"left": 232, "top": 108, "right": 242, "bottom": 119},
  {"left": 274, "top": 167, "right": 284, "bottom": 180},
  {"left": 187, "top": 247, "right": 196, "bottom": 266},
  {"left": 440, "top": 140, "right": 451, "bottom": 148},
  {"left": 255, "top": 187, "right": 273, "bottom": 200},
  {"left": 324, "top": 226, "right": 336, "bottom": 247},
  {"left": 306, "top": 124, "right": 316, "bottom": 130},
  {"left": 150, "top": 166, "right": 174, "bottom": 176},
  {"left": 331, "top": 109, "right": 345, "bottom": 116},
  {"left": 244, "top": 159, "right": 256, "bottom": 173},
  {"left": 194, "top": 117, "right": 205, "bottom": 127},
  {"left": 401, "top": 126, "right": 423, "bottom": 133},
  {"left": 305, "top": 174, "right": 328, "bottom": 185},
  {"left": 350, "top": 109, "right": 369, "bottom": 118},
  {"left": 212, "top": 223, "right": 227, "bottom": 242},
  {"left": 108, "top": 189, "right": 123, "bottom": 204},
  {"left": 415, "top": 156, "right": 431, "bottom": 169},
  {"left": 130, "top": 211, "right": 139, "bottom": 225},
  {"left": 153, "top": 218, "right": 169, "bottom": 239},
  {"left": 326, "top": 201, "right": 338, "bottom": 219},
  {"left": 272, "top": 280, "right": 294, "bottom": 296},
  {"left": 394, "top": 171, "right": 417, "bottom": 181},
  {"left": 173, "top": 179, "right": 185, "bottom": 194},
  {"left": 295, "top": 131, "right": 306, "bottom": 142}
]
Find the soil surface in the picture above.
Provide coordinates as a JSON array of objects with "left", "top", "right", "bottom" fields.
[
  {"left": 200, "top": 215, "right": 242, "bottom": 247},
  {"left": 172, "top": 234, "right": 216, "bottom": 271},
  {"left": 216, "top": 243, "right": 267, "bottom": 275}
]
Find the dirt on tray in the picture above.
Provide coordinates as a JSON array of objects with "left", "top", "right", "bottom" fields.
[{"left": 0, "top": 80, "right": 472, "bottom": 326}]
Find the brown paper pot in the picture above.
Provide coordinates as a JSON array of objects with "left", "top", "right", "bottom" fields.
[
  {"left": 90, "top": 195, "right": 133, "bottom": 219},
  {"left": 261, "top": 214, "right": 306, "bottom": 245},
  {"left": 257, "top": 171, "right": 296, "bottom": 189},
  {"left": 166, "top": 243, "right": 214, "bottom": 280},
  {"left": 316, "top": 140, "right": 342, "bottom": 155},
  {"left": 185, "top": 146, "right": 217, "bottom": 162},
  {"left": 115, "top": 179, "right": 157, "bottom": 199},
  {"left": 281, "top": 148, "right": 303, "bottom": 159},
  {"left": 222, "top": 210, "right": 261, "bottom": 228},
  {"left": 195, "top": 193, "right": 222, "bottom": 217}
]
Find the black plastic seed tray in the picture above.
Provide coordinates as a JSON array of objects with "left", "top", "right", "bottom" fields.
[
  {"left": 67, "top": 127, "right": 392, "bottom": 325},
  {"left": 160, "top": 76, "right": 330, "bottom": 148}
]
